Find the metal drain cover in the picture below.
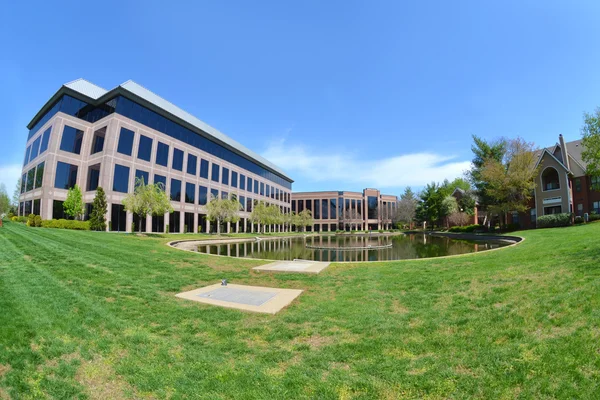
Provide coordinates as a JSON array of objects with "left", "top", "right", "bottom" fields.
[{"left": 198, "top": 287, "right": 277, "bottom": 306}]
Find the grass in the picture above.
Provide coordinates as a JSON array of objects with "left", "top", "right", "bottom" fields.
[{"left": 0, "top": 221, "right": 599, "bottom": 399}]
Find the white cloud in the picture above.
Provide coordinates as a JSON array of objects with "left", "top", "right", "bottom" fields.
[
  {"left": 0, "top": 164, "right": 22, "bottom": 196},
  {"left": 262, "top": 139, "right": 471, "bottom": 190}
]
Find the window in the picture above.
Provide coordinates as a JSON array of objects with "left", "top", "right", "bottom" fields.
[
  {"left": 172, "top": 148, "right": 184, "bottom": 171},
  {"left": 222, "top": 167, "right": 230, "bottom": 185},
  {"left": 221, "top": 191, "right": 228, "bottom": 199},
  {"left": 87, "top": 164, "right": 101, "bottom": 191},
  {"left": 113, "top": 164, "right": 130, "bottom": 193},
  {"left": 211, "top": 163, "right": 220, "bottom": 182},
  {"left": 54, "top": 162, "right": 78, "bottom": 189},
  {"left": 184, "top": 213, "right": 194, "bottom": 233},
  {"left": 330, "top": 199, "right": 337, "bottom": 219},
  {"left": 20, "top": 173, "right": 26, "bottom": 194},
  {"left": 39, "top": 127, "right": 52, "bottom": 154},
  {"left": 154, "top": 174, "right": 167, "bottom": 189},
  {"left": 240, "top": 174, "right": 246, "bottom": 190},
  {"left": 33, "top": 199, "right": 40, "bottom": 216},
  {"left": 156, "top": 142, "right": 169, "bottom": 166},
  {"left": 111, "top": 204, "right": 126, "bottom": 232},
  {"left": 246, "top": 197, "right": 253, "bottom": 212},
  {"left": 575, "top": 178, "right": 582, "bottom": 192},
  {"left": 254, "top": 180, "right": 259, "bottom": 195},
  {"left": 210, "top": 188, "right": 219, "bottom": 200},
  {"left": 313, "top": 199, "right": 320, "bottom": 219},
  {"left": 231, "top": 171, "right": 238, "bottom": 188},
  {"left": 200, "top": 159, "right": 209, "bottom": 179},
  {"left": 591, "top": 176, "right": 600, "bottom": 191},
  {"left": 247, "top": 177, "right": 252, "bottom": 192},
  {"left": 137, "top": 135, "right": 153, "bottom": 161},
  {"left": 593, "top": 201, "right": 600, "bottom": 214},
  {"left": 266, "top": 185, "right": 270, "bottom": 199},
  {"left": 24, "top": 201, "right": 32, "bottom": 216},
  {"left": 60, "top": 125, "right": 84, "bottom": 154},
  {"left": 34, "top": 162, "right": 45, "bottom": 189},
  {"left": 30, "top": 136, "right": 41, "bottom": 161},
  {"left": 298, "top": 199, "right": 304, "bottom": 213},
  {"left": 305, "top": 199, "right": 312, "bottom": 213},
  {"left": 170, "top": 179, "right": 182, "bottom": 202},
  {"left": 170, "top": 211, "right": 180, "bottom": 233},
  {"left": 292, "top": 200, "right": 296, "bottom": 212},
  {"left": 187, "top": 154, "right": 197, "bottom": 175},
  {"left": 239, "top": 195, "right": 245, "bottom": 211},
  {"left": 135, "top": 169, "right": 149, "bottom": 186},
  {"left": 368, "top": 196, "right": 378, "bottom": 219},
  {"left": 260, "top": 182, "right": 265, "bottom": 196},
  {"left": 23, "top": 145, "right": 31, "bottom": 166},
  {"left": 577, "top": 203, "right": 584, "bottom": 216},
  {"left": 357, "top": 200, "right": 362, "bottom": 217},
  {"left": 53, "top": 200, "right": 65, "bottom": 219},
  {"left": 199, "top": 186, "right": 208, "bottom": 205},
  {"left": 511, "top": 211, "right": 519, "bottom": 224},
  {"left": 90, "top": 127, "right": 106, "bottom": 154},
  {"left": 185, "top": 183, "right": 196, "bottom": 204},
  {"left": 542, "top": 167, "right": 560, "bottom": 191},
  {"left": 322, "top": 199, "right": 329, "bottom": 219},
  {"left": 117, "top": 127, "right": 135, "bottom": 156},
  {"left": 543, "top": 205, "right": 562, "bottom": 215},
  {"left": 26, "top": 168, "right": 35, "bottom": 192}
]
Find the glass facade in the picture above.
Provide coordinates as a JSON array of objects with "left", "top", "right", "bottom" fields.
[
  {"left": 87, "top": 164, "right": 101, "bottom": 191},
  {"left": 240, "top": 174, "right": 246, "bottom": 190},
  {"left": 200, "top": 159, "right": 209, "bottom": 179},
  {"left": 26, "top": 168, "right": 35, "bottom": 192},
  {"left": 247, "top": 177, "right": 252, "bottom": 192},
  {"left": 172, "top": 148, "right": 184, "bottom": 171},
  {"left": 199, "top": 186, "right": 208, "bottom": 205},
  {"left": 231, "top": 171, "right": 238, "bottom": 188},
  {"left": 156, "top": 142, "right": 169, "bottom": 166},
  {"left": 154, "top": 174, "right": 167, "bottom": 189},
  {"left": 170, "top": 211, "right": 180, "bottom": 233},
  {"left": 54, "top": 162, "right": 78, "bottom": 190},
  {"left": 239, "top": 195, "right": 246, "bottom": 211},
  {"left": 368, "top": 196, "right": 378, "bottom": 219},
  {"left": 171, "top": 179, "right": 182, "bottom": 202},
  {"left": 39, "top": 127, "right": 52, "bottom": 154},
  {"left": 60, "top": 125, "right": 84, "bottom": 154},
  {"left": 211, "top": 188, "right": 219, "bottom": 200},
  {"left": 35, "top": 162, "right": 45, "bottom": 189},
  {"left": 322, "top": 199, "right": 329, "bottom": 219},
  {"left": 222, "top": 167, "right": 230, "bottom": 185},
  {"left": 185, "top": 182, "right": 196, "bottom": 204},
  {"left": 313, "top": 199, "right": 320, "bottom": 219},
  {"left": 113, "top": 164, "right": 130, "bottom": 193},
  {"left": 135, "top": 169, "right": 149, "bottom": 186},
  {"left": 260, "top": 182, "right": 265, "bottom": 196},
  {"left": 111, "top": 204, "right": 127, "bottom": 232},
  {"left": 117, "top": 127, "right": 135, "bottom": 156},
  {"left": 30, "top": 136, "right": 41, "bottom": 161},
  {"left": 211, "top": 163, "right": 220, "bottom": 182},
  {"left": 184, "top": 213, "right": 194, "bottom": 233},
  {"left": 187, "top": 154, "right": 197, "bottom": 175},
  {"left": 137, "top": 134, "right": 153, "bottom": 161},
  {"left": 254, "top": 180, "right": 259, "bottom": 195},
  {"left": 91, "top": 127, "right": 106, "bottom": 154},
  {"left": 23, "top": 146, "right": 31, "bottom": 166}
]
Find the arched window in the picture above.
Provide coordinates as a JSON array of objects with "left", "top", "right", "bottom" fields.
[{"left": 542, "top": 167, "right": 560, "bottom": 191}]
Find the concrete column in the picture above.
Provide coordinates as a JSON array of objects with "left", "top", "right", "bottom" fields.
[
  {"left": 194, "top": 213, "right": 198, "bottom": 233},
  {"left": 164, "top": 212, "right": 170, "bottom": 233},
  {"left": 107, "top": 203, "right": 112, "bottom": 231},
  {"left": 180, "top": 212, "right": 185, "bottom": 233}
]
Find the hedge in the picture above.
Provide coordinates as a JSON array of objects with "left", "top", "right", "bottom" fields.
[
  {"left": 10, "top": 216, "right": 27, "bottom": 223},
  {"left": 448, "top": 224, "right": 482, "bottom": 233},
  {"left": 536, "top": 213, "right": 572, "bottom": 228},
  {"left": 41, "top": 219, "right": 90, "bottom": 230}
]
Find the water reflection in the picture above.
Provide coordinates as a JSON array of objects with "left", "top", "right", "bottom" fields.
[{"left": 196, "top": 234, "right": 511, "bottom": 262}]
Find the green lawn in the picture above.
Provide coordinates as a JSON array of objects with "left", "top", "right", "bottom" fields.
[{"left": 0, "top": 222, "right": 599, "bottom": 399}]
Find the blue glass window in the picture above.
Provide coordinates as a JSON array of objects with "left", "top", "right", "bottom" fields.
[
  {"left": 60, "top": 125, "right": 84, "bottom": 154},
  {"left": 185, "top": 182, "right": 196, "bottom": 204},
  {"left": 135, "top": 169, "right": 149, "bottom": 186},
  {"left": 21, "top": 173, "right": 26, "bottom": 194},
  {"left": 117, "top": 127, "right": 135, "bottom": 156},
  {"left": 39, "top": 127, "right": 52, "bottom": 154},
  {"left": 231, "top": 171, "right": 238, "bottom": 188},
  {"left": 154, "top": 174, "right": 167, "bottom": 189},
  {"left": 54, "top": 162, "right": 78, "bottom": 190},
  {"left": 246, "top": 197, "right": 253, "bottom": 212},
  {"left": 187, "top": 154, "right": 197, "bottom": 175},
  {"left": 211, "top": 163, "right": 220, "bottom": 182},
  {"left": 221, "top": 191, "right": 228, "bottom": 199},
  {"left": 35, "top": 162, "right": 45, "bottom": 189},
  {"left": 222, "top": 167, "right": 229, "bottom": 185},
  {"left": 240, "top": 174, "right": 246, "bottom": 190},
  {"left": 210, "top": 188, "right": 219, "bottom": 200},
  {"left": 172, "top": 148, "right": 184, "bottom": 171},
  {"left": 199, "top": 186, "right": 208, "bottom": 205},
  {"left": 137, "top": 135, "right": 153, "bottom": 161},
  {"left": 200, "top": 159, "right": 209, "bottom": 179},
  {"left": 239, "top": 195, "right": 245, "bottom": 211},
  {"left": 260, "top": 182, "right": 265, "bottom": 196},
  {"left": 24, "top": 146, "right": 31, "bottom": 166},
  {"left": 266, "top": 185, "right": 270, "bottom": 198},
  {"left": 254, "top": 180, "right": 259, "bottom": 195},
  {"left": 113, "top": 164, "right": 130, "bottom": 193},
  {"left": 156, "top": 142, "right": 169, "bottom": 166},
  {"left": 30, "top": 136, "right": 41, "bottom": 161},
  {"left": 170, "top": 179, "right": 182, "bottom": 201},
  {"left": 247, "top": 177, "right": 252, "bottom": 192},
  {"left": 87, "top": 164, "right": 100, "bottom": 191}
]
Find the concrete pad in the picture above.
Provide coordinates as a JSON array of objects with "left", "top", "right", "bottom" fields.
[
  {"left": 175, "top": 283, "right": 303, "bottom": 314},
  {"left": 253, "top": 260, "right": 331, "bottom": 274}
]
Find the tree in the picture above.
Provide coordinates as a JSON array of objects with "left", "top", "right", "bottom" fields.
[
  {"left": 206, "top": 194, "right": 242, "bottom": 234},
  {"left": 12, "top": 178, "right": 21, "bottom": 210},
  {"left": 581, "top": 107, "right": 600, "bottom": 178},
  {"left": 297, "top": 209, "right": 314, "bottom": 232},
  {"left": 63, "top": 185, "right": 84, "bottom": 220},
  {"left": 468, "top": 135, "right": 507, "bottom": 226},
  {"left": 479, "top": 137, "right": 539, "bottom": 228},
  {"left": 249, "top": 201, "right": 269, "bottom": 233},
  {"left": 416, "top": 182, "right": 445, "bottom": 229},
  {"left": 89, "top": 187, "right": 108, "bottom": 231},
  {"left": 122, "top": 178, "right": 173, "bottom": 232},
  {"left": 448, "top": 211, "right": 470, "bottom": 226},
  {"left": 0, "top": 184, "right": 10, "bottom": 216},
  {"left": 397, "top": 187, "right": 418, "bottom": 227},
  {"left": 441, "top": 195, "right": 459, "bottom": 227}
]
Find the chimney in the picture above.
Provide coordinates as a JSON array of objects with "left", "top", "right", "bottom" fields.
[{"left": 559, "top": 134, "right": 570, "bottom": 170}]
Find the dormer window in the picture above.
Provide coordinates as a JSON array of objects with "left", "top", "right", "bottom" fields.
[{"left": 542, "top": 167, "right": 560, "bottom": 191}]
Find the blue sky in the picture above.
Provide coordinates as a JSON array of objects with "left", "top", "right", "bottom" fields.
[{"left": 2, "top": 0, "right": 600, "bottom": 196}]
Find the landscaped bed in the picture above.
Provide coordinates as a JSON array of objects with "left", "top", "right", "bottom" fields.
[{"left": 0, "top": 221, "right": 599, "bottom": 398}]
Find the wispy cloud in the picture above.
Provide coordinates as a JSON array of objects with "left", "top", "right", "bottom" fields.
[
  {"left": 262, "top": 139, "right": 471, "bottom": 190},
  {"left": 0, "top": 164, "right": 22, "bottom": 195}
]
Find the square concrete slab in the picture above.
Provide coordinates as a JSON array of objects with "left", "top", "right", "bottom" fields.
[
  {"left": 176, "top": 283, "right": 303, "bottom": 314},
  {"left": 253, "top": 260, "right": 331, "bottom": 274}
]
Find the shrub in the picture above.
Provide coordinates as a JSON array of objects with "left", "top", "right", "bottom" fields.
[
  {"left": 12, "top": 216, "right": 27, "bottom": 223},
  {"left": 378, "top": 229, "right": 384, "bottom": 233},
  {"left": 27, "top": 214, "right": 36, "bottom": 227},
  {"left": 536, "top": 213, "right": 572, "bottom": 229},
  {"left": 448, "top": 224, "right": 482, "bottom": 233},
  {"left": 7, "top": 212, "right": 14, "bottom": 219},
  {"left": 574, "top": 216, "right": 584, "bottom": 224},
  {"left": 41, "top": 219, "right": 90, "bottom": 230},
  {"left": 589, "top": 212, "right": 600, "bottom": 222}
]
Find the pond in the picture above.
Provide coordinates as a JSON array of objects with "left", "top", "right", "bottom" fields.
[{"left": 193, "top": 233, "right": 515, "bottom": 262}]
